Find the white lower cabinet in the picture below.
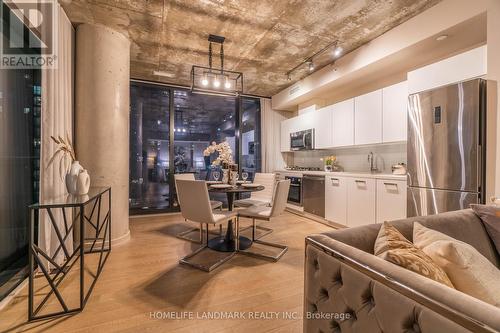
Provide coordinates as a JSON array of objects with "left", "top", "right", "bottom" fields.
[
  {"left": 347, "top": 177, "right": 376, "bottom": 227},
  {"left": 325, "top": 176, "right": 348, "bottom": 225},
  {"left": 376, "top": 179, "right": 407, "bottom": 223},
  {"left": 324, "top": 175, "right": 406, "bottom": 227}
]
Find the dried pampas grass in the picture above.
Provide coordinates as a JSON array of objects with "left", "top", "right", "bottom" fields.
[{"left": 47, "top": 132, "right": 76, "bottom": 181}]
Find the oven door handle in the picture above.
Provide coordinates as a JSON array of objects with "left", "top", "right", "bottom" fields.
[{"left": 289, "top": 183, "right": 301, "bottom": 187}]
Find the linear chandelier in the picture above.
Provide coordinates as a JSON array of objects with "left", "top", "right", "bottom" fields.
[{"left": 191, "top": 34, "right": 243, "bottom": 96}]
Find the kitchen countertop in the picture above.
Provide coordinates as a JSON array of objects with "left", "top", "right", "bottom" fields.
[{"left": 275, "top": 169, "right": 407, "bottom": 181}]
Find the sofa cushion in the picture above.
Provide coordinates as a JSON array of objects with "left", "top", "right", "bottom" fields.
[
  {"left": 414, "top": 222, "right": 500, "bottom": 307},
  {"left": 374, "top": 222, "right": 454, "bottom": 288},
  {"left": 471, "top": 204, "right": 500, "bottom": 254},
  {"left": 321, "top": 209, "right": 500, "bottom": 267}
]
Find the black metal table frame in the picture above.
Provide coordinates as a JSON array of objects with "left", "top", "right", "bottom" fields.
[
  {"left": 28, "top": 187, "right": 111, "bottom": 321},
  {"left": 207, "top": 185, "right": 264, "bottom": 252}
]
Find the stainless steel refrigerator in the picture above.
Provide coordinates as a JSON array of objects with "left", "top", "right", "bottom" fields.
[{"left": 407, "top": 78, "right": 486, "bottom": 217}]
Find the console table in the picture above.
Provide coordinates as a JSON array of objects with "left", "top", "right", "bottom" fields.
[{"left": 28, "top": 187, "right": 111, "bottom": 321}]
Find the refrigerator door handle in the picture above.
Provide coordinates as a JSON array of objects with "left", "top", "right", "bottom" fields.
[{"left": 478, "top": 145, "right": 482, "bottom": 201}]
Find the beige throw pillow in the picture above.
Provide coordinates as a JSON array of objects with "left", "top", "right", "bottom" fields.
[
  {"left": 374, "top": 222, "right": 454, "bottom": 288},
  {"left": 413, "top": 222, "right": 500, "bottom": 307}
]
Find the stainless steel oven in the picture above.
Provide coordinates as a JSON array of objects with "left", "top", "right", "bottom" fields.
[
  {"left": 290, "top": 129, "right": 314, "bottom": 151},
  {"left": 285, "top": 176, "right": 303, "bottom": 206}
]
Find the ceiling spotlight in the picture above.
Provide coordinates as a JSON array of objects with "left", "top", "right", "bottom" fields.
[
  {"left": 213, "top": 75, "right": 221, "bottom": 88},
  {"left": 308, "top": 61, "right": 314, "bottom": 72},
  {"left": 333, "top": 47, "right": 343, "bottom": 57},
  {"left": 201, "top": 73, "right": 209, "bottom": 86},
  {"left": 182, "top": 128, "right": 186, "bottom": 133},
  {"left": 436, "top": 34, "right": 448, "bottom": 41},
  {"left": 224, "top": 76, "right": 231, "bottom": 89}
]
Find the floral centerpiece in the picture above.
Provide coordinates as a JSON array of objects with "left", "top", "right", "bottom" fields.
[
  {"left": 204, "top": 140, "right": 234, "bottom": 183},
  {"left": 324, "top": 155, "right": 337, "bottom": 172}
]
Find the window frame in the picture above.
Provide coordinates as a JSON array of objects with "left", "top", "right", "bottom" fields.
[{"left": 129, "top": 79, "right": 261, "bottom": 215}]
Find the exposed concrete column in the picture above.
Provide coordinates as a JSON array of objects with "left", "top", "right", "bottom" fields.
[
  {"left": 487, "top": 0, "right": 500, "bottom": 199},
  {"left": 75, "top": 24, "right": 131, "bottom": 245}
]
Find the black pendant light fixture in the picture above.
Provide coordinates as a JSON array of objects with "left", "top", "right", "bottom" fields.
[{"left": 191, "top": 34, "right": 243, "bottom": 96}]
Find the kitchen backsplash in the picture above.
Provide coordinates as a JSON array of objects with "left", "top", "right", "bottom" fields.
[{"left": 291, "top": 142, "right": 407, "bottom": 173}]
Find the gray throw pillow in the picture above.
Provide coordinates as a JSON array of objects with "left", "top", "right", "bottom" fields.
[{"left": 471, "top": 204, "right": 500, "bottom": 254}]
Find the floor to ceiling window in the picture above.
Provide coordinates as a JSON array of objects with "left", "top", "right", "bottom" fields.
[
  {"left": 0, "top": 2, "right": 41, "bottom": 301},
  {"left": 129, "top": 81, "right": 261, "bottom": 214},
  {"left": 129, "top": 83, "right": 170, "bottom": 213}
]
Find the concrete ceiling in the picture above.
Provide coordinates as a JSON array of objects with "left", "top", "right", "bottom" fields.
[{"left": 60, "top": 0, "right": 442, "bottom": 97}]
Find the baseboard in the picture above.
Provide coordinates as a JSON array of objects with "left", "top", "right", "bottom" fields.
[
  {"left": 0, "top": 278, "right": 28, "bottom": 312},
  {"left": 285, "top": 208, "right": 346, "bottom": 229}
]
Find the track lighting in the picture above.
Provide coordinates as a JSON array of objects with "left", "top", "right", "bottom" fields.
[
  {"left": 333, "top": 47, "right": 343, "bottom": 57},
  {"left": 308, "top": 61, "right": 314, "bottom": 72}
]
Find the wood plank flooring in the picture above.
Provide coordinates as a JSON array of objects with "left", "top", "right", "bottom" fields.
[{"left": 0, "top": 212, "right": 333, "bottom": 333}]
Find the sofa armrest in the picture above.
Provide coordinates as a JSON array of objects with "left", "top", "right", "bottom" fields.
[{"left": 304, "top": 234, "right": 500, "bottom": 333}]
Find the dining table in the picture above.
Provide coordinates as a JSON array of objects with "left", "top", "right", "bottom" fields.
[{"left": 207, "top": 182, "right": 265, "bottom": 252}]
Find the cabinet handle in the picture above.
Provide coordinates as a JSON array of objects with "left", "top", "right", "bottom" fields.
[
  {"left": 330, "top": 178, "right": 340, "bottom": 185},
  {"left": 355, "top": 180, "right": 366, "bottom": 184},
  {"left": 384, "top": 182, "right": 398, "bottom": 187}
]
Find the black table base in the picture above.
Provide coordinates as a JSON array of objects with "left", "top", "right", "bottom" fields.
[
  {"left": 208, "top": 235, "right": 252, "bottom": 252},
  {"left": 207, "top": 185, "right": 265, "bottom": 253}
]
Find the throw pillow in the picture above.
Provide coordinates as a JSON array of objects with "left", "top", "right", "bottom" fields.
[
  {"left": 413, "top": 222, "right": 500, "bottom": 307},
  {"left": 471, "top": 204, "right": 500, "bottom": 254},
  {"left": 374, "top": 222, "right": 454, "bottom": 288}
]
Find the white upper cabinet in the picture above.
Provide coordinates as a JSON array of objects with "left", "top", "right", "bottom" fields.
[
  {"left": 382, "top": 81, "right": 408, "bottom": 143},
  {"left": 332, "top": 99, "right": 354, "bottom": 147},
  {"left": 280, "top": 118, "right": 291, "bottom": 152},
  {"left": 312, "top": 106, "right": 333, "bottom": 149},
  {"left": 354, "top": 90, "right": 383, "bottom": 145}
]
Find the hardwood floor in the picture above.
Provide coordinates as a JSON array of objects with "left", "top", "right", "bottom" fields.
[{"left": 0, "top": 211, "right": 333, "bottom": 333}]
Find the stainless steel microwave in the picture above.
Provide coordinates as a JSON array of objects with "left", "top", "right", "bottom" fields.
[{"left": 290, "top": 129, "right": 314, "bottom": 151}]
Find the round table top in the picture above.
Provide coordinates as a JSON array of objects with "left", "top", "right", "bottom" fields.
[{"left": 207, "top": 183, "right": 265, "bottom": 193}]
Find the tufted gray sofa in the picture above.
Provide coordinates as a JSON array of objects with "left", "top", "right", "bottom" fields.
[{"left": 304, "top": 209, "right": 500, "bottom": 333}]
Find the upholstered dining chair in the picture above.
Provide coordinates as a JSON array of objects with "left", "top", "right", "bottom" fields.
[
  {"left": 234, "top": 173, "right": 276, "bottom": 207},
  {"left": 234, "top": 172, "right": 276, "bottom": 239},
  {"left": 176, "top": 179, "right": 237, "bottom": 272},
  {"left": 236, "top": 179, "right": 290, "bottom": 261},
  {"left": 174, "top": 173, "right": 223, "bottom": 243}
]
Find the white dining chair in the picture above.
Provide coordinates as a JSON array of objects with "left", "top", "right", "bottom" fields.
[
  {"left": 234, "top": 173, "right": 276, "bottom": 239},
  {"left": 176, "top": 179, "right": 238, "bottom": 272},
  {"left": 234, "top": 173, "right": 276, "bottom": 207},
  {"left": 236, "top": 179, "right": 290, "bottom": 261},
  {"left": 174, "top": 173, "right": 223, "bottom": 243}
]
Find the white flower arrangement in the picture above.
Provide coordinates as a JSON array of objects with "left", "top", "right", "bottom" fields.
[{"left": 204, "top": 140, "right": 233, "bottom": 166}]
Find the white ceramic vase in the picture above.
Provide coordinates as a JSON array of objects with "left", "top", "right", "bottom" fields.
[{"left": 65, "top": 161, "right": 91, "bottom": 195}]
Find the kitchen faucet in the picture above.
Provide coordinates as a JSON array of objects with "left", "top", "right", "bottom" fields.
[{"left": 368, "top": 152, "right": 378, "bottom": 172}]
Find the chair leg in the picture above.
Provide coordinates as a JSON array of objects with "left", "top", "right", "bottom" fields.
[
  {"left": 235, "top": 217, "right": 240, "bottom": 251},
  {"left": 239, "top": 219, "right": 288, "bottom": 262},
  {"left": 177, "top": 220, "right": 221, "bottom": 244},
  {"left": 179, "top": 223, "right": 235, "bottom": 272},
  {"left": 239, "top": 224, "right": 273, "bottom": 240}
]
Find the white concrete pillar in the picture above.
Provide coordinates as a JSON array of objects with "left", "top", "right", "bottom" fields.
[{"left": 75, "top": 24, "right": 130, "bottom": 245}]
